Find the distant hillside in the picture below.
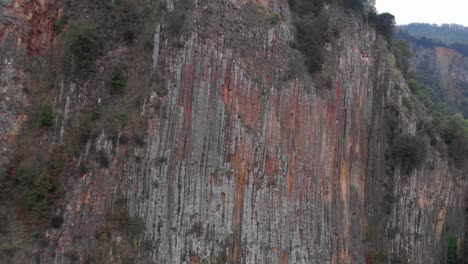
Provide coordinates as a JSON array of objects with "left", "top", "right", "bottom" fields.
[
  {"left": 395, "top": 28, "right": 468, "bottom": 57},
  {"left": 399, "top": 23, "right": 468, "bottom": 45},
  {"left": 395, "top": 24, "right": 468, "bottom": 118}
]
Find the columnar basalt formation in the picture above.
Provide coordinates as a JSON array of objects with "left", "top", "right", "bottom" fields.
[{"left": 0, "top": 0, "right": 466, "bottom": 263}]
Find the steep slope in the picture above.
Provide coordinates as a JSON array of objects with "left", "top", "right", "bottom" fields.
[
  {"left": 396, "top": 25, "right": 468, "bottom": 117},
  {"left": 409, "top": 44, "right": 468, "bottom": 117},
  {"left": 0, "top": 1, "right": 466, "bottom": 264}
]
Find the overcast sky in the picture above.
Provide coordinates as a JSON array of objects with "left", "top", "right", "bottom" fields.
[{"left": 376, "top": 0, "right": 468, "bottom": 26}]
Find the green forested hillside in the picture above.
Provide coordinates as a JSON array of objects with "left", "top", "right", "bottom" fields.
[{"left": 400, "top": 23, "right": 468, "bottom": 45}]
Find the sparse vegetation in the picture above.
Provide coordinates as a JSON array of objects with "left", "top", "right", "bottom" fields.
[
  {"left": 404, "top": 78, "right": 468, "bottom": 170},
  {"left": 439, "top": 113, "right": 468, "bottom": 168},
  {"left": 407, "top": 78, "right": 434, "bottom": 109},
  {"left": 153, "top": 73, "right": 169, "bottom": 97},
  {"left": 14, "top": 157, "right": 60, "bottom": 214},
  {"left": 0, "top": 0, "right": 163, "bottom": 261},
  {"left": 288, "top": 0, "right": 390, "bottom": 77},
  {"left": 289, "top": 0, "right": 328, "bottom": 74},
  {"left": 402, "top": 97, "right": 412, "bottom": 112},
  {"left": 391, "top": 39, "right": 411, "bottom": 77},
  {"left": 166, "top": 0, "right": 192, "bottom": 37},
  {"left": 48, "top": 153, "right": 66, "bottom": 178},
  {"left": 112, "top": 0, "right": 146, "bottom": 44}
]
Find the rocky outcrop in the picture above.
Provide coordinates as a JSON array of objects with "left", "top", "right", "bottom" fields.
[
  {"left": 0, "top": 0, "right": 59, "bottom": 55},
  {"left": 0, "top": 0, "right": 466, "bottom": 263},
  {"left": 0, "top": 0, "right": 58, "bottom": 162}
]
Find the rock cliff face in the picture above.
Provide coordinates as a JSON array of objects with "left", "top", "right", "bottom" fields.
[
  {"left": 0, "top": 0, "right": 466, "bottom": 263},
  {"left": 0, "top": 0, "right": 58, "bottom": 163}
]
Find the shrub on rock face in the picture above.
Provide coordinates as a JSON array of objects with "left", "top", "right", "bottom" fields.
[
  {"left": 166, "top": 0, "right": 192, "bottom": 37},
  {"left": 447, "top": 234, "right": 457, "bottom": 264},
  {"left": 392, "top": 134, "right": 427, "bottom": 175},
  {"left": 439, "top": 113, "right": 468, "bottom": 168},
  {"left": 55, "top": 15, "right": 68, "bottom": 33},
  {"left": 113, "top": 0, "right": 145, "bottom": 44},
  {"left": 63, "top": 21, "right": 102, "bottom": 78},
  {"left": 50, "top": 215, "right": 64, "bottom": 228},
  {"left": 110, "top": 69, "right": 126, "bottom": 94},
  {"left": 16, "top": 165, "right": 54, "bottom": 211},
  {"left": 269, "top": 13, "right": 280, "bottom": 25},
  {"left": 40, "top": 104, "right": 54, "bottom": 127},
  {"left": 96, "top": 150, "right": 110, "bottom": 168}
]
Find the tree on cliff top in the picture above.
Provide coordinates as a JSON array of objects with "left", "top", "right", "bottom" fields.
[
  {"left": 343, "top": 0, "right": 366, "bottom": 12},
  {"left": 369, "top": 12, "right": 396, "bottom": 40},
  {"left": 289, "top": 0, "right": 328, "bottom": 74}
]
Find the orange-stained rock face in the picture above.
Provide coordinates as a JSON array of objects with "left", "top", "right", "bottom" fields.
[
  {"left": 0, "top": 0, "right": 58, "bottom": 164},
  {"left": 0, "top": 0, "right": 466, "bottom": 263},
  {"left": 0, "top": 0, "right": 59, "bottom": 55}
]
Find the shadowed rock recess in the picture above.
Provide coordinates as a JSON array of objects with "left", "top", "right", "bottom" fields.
[{"left": 0, "top": 0, "right": 466, "bottom": 263}]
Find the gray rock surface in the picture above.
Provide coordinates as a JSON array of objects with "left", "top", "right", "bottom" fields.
[{"left": 0, "top": 0, "right": 465, "bottom": 263}]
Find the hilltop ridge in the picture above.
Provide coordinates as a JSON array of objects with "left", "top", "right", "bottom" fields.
[{"left": 399, "top": 23, "right": 468, "bottom": 44}]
